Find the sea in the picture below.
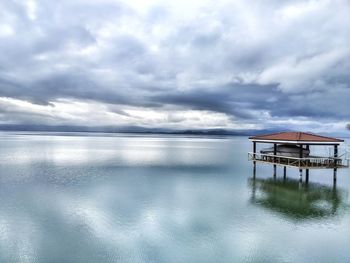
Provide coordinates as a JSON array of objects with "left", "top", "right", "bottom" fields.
[{"left": 0, "top": 132, "right": 349, "bottom": 263}]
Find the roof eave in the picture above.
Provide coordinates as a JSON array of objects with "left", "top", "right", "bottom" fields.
[{"left": 249, "top": 138, "right": 343, "bottom": 144}]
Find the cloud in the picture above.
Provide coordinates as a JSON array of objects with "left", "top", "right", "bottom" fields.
[{"left": 0, "top": 0, "right": 349, "bottom": 132}]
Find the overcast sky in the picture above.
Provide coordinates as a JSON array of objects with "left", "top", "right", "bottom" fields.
[{"left": 0, "top": 0, "right": 349, "bottom": 132}]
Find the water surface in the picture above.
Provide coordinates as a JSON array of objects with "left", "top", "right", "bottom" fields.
[{"left": 0, "top": 133, "right": 349, "bottom": 262}]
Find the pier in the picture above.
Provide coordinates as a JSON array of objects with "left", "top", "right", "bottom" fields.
[{"left": 248, "top": 132, "right": 349, "bottom": 183}]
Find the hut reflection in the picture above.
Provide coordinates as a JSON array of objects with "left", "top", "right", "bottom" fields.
[{"left": 249, "top": 177, "right": 347, "bottom": 220}]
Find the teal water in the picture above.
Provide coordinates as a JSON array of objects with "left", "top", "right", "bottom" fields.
[{"left": 0, "top": 133, "right": 349, "bottom": 263}]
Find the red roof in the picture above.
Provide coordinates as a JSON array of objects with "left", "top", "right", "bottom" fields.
[{"left": 249, "top": 132, "right": 343, "bottom": 143}]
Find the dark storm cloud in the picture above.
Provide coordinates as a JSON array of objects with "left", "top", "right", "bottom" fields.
[
  {"left": 0, "top": 0, "right": 349, "bottom": 131},
  {"left": 151, "top": 83, "right": 281, "bottom": 119},
  {"left": 152, "top": 82, "right": 350, "bottom": 121}
]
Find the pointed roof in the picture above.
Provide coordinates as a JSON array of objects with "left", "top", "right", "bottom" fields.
[{"left": 249, "top": 131, "right": 343, "bottom": 144}]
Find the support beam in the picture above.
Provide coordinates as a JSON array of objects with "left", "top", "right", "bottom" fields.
[
  {"left": 299, "top": 144, "right": 303, "bottom": 158},
  {"left": 253, "top": 142, "right": 256, "bottom": 156},
  {"left": 273, "top": 143, "right": 277, "bottom": 178},
  {"left": 334, "top": 145, "right": 338, "bottom": 158},
  {"left": 334, "top": 144, "right": 338, "bottom": 183},
  {"left": 334, "top": 144, "right": 338, "bottom": 167},
  {"left": 283, "top": 166, "right": 287, "bottom": 180},
  {"left": 299, "top": 145, "right": 303, "bottom": 182},
  {"left": 306, "top": 145, "right": 310, "bottom": 167},
  {"left": 306, "top": 169, "right": 309, "bottom": 184},
  {"left": 253, "top": 142, "right": 257, "bottom": 177},
  {"left": 253, "top": 163, "right": 256, "bottom": 179}
]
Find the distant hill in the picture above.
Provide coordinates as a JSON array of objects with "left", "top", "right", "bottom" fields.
[
  {"left": 0, "top": 124, "right": 281, "bottom": 136},
  {"left": 0, "top": 124, "right": 347, "bottom": 137}
]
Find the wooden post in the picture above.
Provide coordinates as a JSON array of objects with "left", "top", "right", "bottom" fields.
[
  {"left": 334, "top": 144, "right": 338, "bottom": 182},
  {"left": 273, "top": 143, "right": 277, "bottom": 178},
  {"left": 299, "top": 144, "right": 303, "bottom": 182},
  {"left": 299, "top": 144, "right": 303, "bottom": 158},
  {"left": 302, "top": 144, "right": 310, "bottom": 184},
  {"left": 306, "top": 145, "right": 310, "bottom": 167},
  {"left": 253, "top": 142, "right": 256, "bottom": 178},
  {"left": 283, "top": 166, "right": 287, "bottom": 180},
  {"left": 334, "top": 145, "right": 338, "bottom": 158},
  {"left": 305, "top": 145, "right": 309, "bottom": 181},
  {"left": 334, "top": 144, "right": 338, "bottom": 167}
]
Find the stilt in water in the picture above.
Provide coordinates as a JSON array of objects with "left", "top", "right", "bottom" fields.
[
  {"left": 333, "top": 144, "right": 338, "bottom": 184},
  {"left": 305, "top": 169, "right": 309, "bottom": 184},
  {"left": 253, "top": 162, "right": 256, "bottom": 179},
  {"left": 283, "top": 166, "right": 287, "bottom": 180},
  {"left": 273, "top": 143, "right": 277, "bottom": 179},
  {"left": 333, "top": 175, "right": 337, "bottom": 191}
]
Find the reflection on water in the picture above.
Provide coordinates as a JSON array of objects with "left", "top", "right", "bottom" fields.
[{"left": 249, "top": 177, "right": 348, "bottom": 220}]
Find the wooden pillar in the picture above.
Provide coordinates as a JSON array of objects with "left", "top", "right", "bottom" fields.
[
  {"left": 283, "top": 166, "right": 287, "bottom": 180},
  {"left": 334, "top": 144, "right": 338, "bottom": 182},
  {"left": 299, "top": 144, "right": 303, "bottom": 158},
  {"left": 298, "top": 144, "right": 303, "bottom": 182},
  {"left": 334, "top": 144, "right": 338, "bottom": 158},
  {"left": 306, "top": 145, "right": 310, "bottom": 167},
  {"left": 305, "top": 144, "right": 309, "bottom": 183},
  {"left": 273, "top": 143, "right": 277, "bottom": 178},
  {"left": 334, "top": 144, "right": 338, "bottom": 166},
  {"left": 253, "top": 141, "right": 256, "bottom": 179},
  {"left": 253, "top": 141, "right": 256, "bottom": 165}
]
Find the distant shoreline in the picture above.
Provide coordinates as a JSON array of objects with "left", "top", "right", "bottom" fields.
[
  {"left": 0, "top": 128, "right": 349, "bottom": 138},
  {"left": 0, "top": 124, "right": 272, "bottom": 137}
]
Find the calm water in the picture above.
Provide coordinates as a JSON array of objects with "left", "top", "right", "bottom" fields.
[{"left": 0, "top": 132, "right": 349, "bottom": 263}]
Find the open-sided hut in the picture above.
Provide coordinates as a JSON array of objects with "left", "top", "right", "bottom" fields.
[{"left": 248, "top": 132, "right": 349, "bottom": 183}]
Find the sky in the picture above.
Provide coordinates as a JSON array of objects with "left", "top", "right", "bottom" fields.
[{"left": 0, "top": 0, "right": 349, "bottom": 133}]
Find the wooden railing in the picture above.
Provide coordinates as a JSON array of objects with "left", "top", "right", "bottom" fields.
[{"left": 248, "top": 152, "right": 350, "bottom": 169}]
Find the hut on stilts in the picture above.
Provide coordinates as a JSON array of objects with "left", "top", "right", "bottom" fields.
[{"left": 248, "top": 132, "right": 349, "bottom": 184}]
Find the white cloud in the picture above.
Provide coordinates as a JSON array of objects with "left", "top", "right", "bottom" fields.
[
  {"left": 0, "top": 0, "right": 349, "bottom": 132},
  {"left": 0, "top": 97, "right": 259, "bottom": 130},
  {"left": 257, "top": 48, "right": 350, "bottom": 92}
]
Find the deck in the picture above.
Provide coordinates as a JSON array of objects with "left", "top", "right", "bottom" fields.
[{"left": 248, "top": 152, "right": 349, "bottom": 169}]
